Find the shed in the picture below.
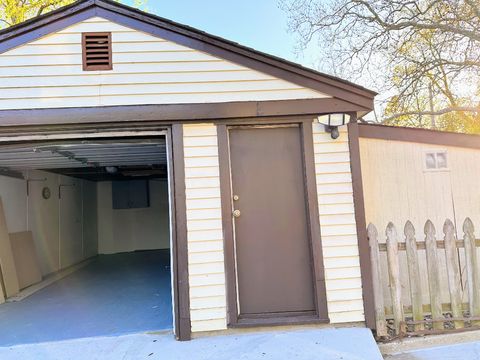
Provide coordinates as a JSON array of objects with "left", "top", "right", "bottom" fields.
[
  {"left": 0, "top": 0, "right": 376, "bottom": 343},
  {"left": 358, "top": 124, "right": 480, "bottom": 336}
]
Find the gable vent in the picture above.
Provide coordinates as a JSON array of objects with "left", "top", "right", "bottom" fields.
[{"left": 82, "top": 32, "right": 112, "bottom": 71}]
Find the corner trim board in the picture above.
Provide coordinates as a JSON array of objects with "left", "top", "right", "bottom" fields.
[
  {"left": 301, "top": 120, "right": 329, "bottom": 320},
  {"left": 348, "top": 120, "right": 376, "bottom": 329}
]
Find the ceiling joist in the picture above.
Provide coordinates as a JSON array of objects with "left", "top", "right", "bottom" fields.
[{"left": 0, "top": 138, "right": 167, "bottom": 181}]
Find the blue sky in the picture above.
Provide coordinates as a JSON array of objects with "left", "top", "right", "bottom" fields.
[{"left": 126, "top": 0, "right": 317, "bottom": 69}]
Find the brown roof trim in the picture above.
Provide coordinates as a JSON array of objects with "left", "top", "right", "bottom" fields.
[
  {"left": 358, "top": 123, "right": 480, "bottom": 150},
  {"left": 0, "top": 98, "right": 369, "bottom": 127},
  {"left": 0, "top": 0, "right": 375, "bottom": 110}
]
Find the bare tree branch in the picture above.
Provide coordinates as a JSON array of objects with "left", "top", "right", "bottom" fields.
[{"left": 281, "top": 0, "right": 480, "bottom": 133}]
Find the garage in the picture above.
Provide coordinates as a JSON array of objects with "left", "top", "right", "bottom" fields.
[
  {"left": 0, "top": 131, "right": 176, "bottom": 345},
  {"left": 0, "top": 0, "right": 377, "bottom": 344}
]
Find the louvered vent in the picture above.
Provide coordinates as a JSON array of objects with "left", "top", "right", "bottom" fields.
[{"left": 82, "top": 32, "right": 112, "bottom": 71}]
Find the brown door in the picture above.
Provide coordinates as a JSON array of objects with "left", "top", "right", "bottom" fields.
[{"left": 229, "top": 125, "right": 316, "bottom": 317}]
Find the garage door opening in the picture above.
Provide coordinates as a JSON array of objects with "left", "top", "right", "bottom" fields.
[{"left": 0, "top": 134, "right": 176, "bottom": 346}]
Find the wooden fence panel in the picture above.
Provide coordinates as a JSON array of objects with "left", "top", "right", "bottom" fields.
[
  {"left": 443, "top": 219, "right": 464, "bottom": 329},
  {"left": 367, "top": 223, "right": 388, "bottom": 337},
  {"left": 386, "top": 222, "right": 404, "bottom": 334},
  {"left": 369, "top": 217, "right": 480, "bottom": 338},
  {"left": 404, "top": 221, "right": 423, "bottom": 331},
  {"left": 463, "top": 218, "right": 480, "bottom": 325},
  {"left": 424, "top": 220, "right": 443, "bottom": 330}
]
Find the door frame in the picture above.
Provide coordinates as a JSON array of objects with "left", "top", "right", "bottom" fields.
[
  {"left": 0, "top": 123, "right": 191, "bottom": 340},
  {"left": 217, "top": 116, "right": 329, "bottom": 327}
]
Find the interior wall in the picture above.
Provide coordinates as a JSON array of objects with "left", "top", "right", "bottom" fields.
[
  {"left": 83, "top": 180, "right": 98, "bottom": 259},
  {"left": 58, "top": 175, "right": 84, "bottom": 269},
  {"left": 97, "top": 179, "right": 170, "bottom": 254},
  {"left": 28, "top": 170, "right": 60, "bottom": 275},
  {"left": 0, "top": 175, "right": 27, "bottom": 233},
  {"left": 0, "top": 170, "right": 98, "bottom": 276},
  {"left": 0, "top": 170, "right": 169, "bottom": 274}
]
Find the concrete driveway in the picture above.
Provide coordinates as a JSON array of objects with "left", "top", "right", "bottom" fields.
[
  {"left": 385, "top": 341, "right": 480, "bottom": 359},
  {"left": 382, "top": 330, "right": 480, "bottom": 360},
  {"left": 0, "top": 327, "right": 382, "bottom": 360}
]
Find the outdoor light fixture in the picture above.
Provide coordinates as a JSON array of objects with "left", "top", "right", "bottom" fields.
[{"left": 317, "top": 113, "right": 349, "bottom": 139}]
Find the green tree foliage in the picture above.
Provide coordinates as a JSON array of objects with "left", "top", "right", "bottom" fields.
[
  {"left": 280, "top": 0, "right": 480, "bottom": 133},
  {"left": 1, "top": 0, "right": 149, "bottom": 28},
  {"left": 1, "top": 0, "right": 74, "bottom": 27}
]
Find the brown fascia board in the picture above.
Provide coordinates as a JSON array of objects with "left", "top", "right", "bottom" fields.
[
  {"left": 0, "top": 99, "right": 370, "bottom": 127},
  {"left": 0, "top": 0, "right": 376, "bottom": 110}
]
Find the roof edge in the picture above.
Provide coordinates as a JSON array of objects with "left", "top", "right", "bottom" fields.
[
  {"left": 0, "top": 0, "right": 94, "bottom": 40},
  {"left": 93, "top": 0, "right": 377, "bottom": 100},
  {"left": 358, "top": 123, "right": 480, "bottom": 149}
]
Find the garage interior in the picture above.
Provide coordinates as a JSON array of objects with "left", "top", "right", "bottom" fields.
[{"left": 0, "top": 136, "right": 173, "bottom": 346}]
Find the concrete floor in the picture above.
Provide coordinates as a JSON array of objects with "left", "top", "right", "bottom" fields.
[
  {"left": 0, "top": 327, "right": 383, "bottom": 360},
  {"left": 0, "top": 250, "right": 172, "bottom": 346}
]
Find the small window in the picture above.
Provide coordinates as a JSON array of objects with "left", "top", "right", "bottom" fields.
[
  {"left": 425, "top": 150, "right": 448, "bottom": 170},
  {"left": 82, "top": 32, "right": 112, "bottom": 71}
]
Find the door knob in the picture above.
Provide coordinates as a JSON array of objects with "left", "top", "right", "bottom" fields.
[
  {"left": 233, "top": 209, "right": 241, "bottom": 218},
  {"left": 233, "top": 195, "right": 240, "bottom": 201}
]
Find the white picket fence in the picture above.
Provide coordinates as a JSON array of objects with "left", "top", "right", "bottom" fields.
[{"left": 368, "top": 218, "right": 480, "bottom": 338}]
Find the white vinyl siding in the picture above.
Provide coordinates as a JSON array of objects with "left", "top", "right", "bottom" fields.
[
  {"left": 0, "top": 17, "right": 329, "bottom": 110},
  {"left": 312, "top": 123, "right": 365, "bottom": 323},
  {"left": 183, "top": 124, "right": 227, "bottom": 333},
  {"left": 184, "top": 123, "right": 364, "bottom": 333}
]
